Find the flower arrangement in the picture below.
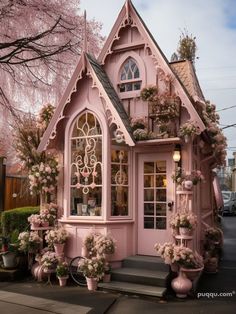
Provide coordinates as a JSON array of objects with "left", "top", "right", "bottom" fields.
[
  {"left": 130, "top": 117, "right": 148, "bottom": 131},
  {"left": 78, "top": 256, "right": 105, "bottom": 280},
  {"left": 40, "top": 204, "right": 57, "bottom": 226},
  {"left": 45, "top": 227, "right": 69, "bottom": 245},
  {"left": 172, "top": 246, "right": 203, "bottom": 269},
  {"left": 133, "top": 128, "right": 149, "bottom": 140},
  {"left": 36, "top": 104, "right": 55, "bottom": 130},
  {"left": 95, "top": 234, "right": 116, "bottom": 256},
  {"left": 154, "top": 242, "right": 175, "bottom": 264},
  {"left": 28, "top": 158, "right": 60, "bottom": 195},
  {"left": 184, "top": 170, "right": 205, "bottom": 185},
  {"left": 18, "top": 231, "right": 42, "bottom": 253},
  {"left": 171, "top": 167, "right": 204, "bottom": 186},
  {"left": 179, "top": 120, "right": 201, "bottom": 138},
  {"left": 170, "top": 212, "right": 197, "bottom": 230},
  {"left": 41, "top": 251, "right": 58, "bottom": 269},
  {"left": 178, "top": 212, "right": 197, "bottom": 230},
  {"left": 155, "top": 242, "right": 203, "bottom": 269},
  {"left": 171, "top": 167, "right": 183, "bottom": 185},
  {"left": 140, "top": 85, "right": 158, "bottom": 102},
  {"left": 28, "top": 214, "right": 42, "bottom": 226},
  {"left": 83, "top": 231, "right": 116, "bottom": 257},
  {"left": 205, "top": 227, "right": 221, "bottom": 242},
  {"left": 56, "top": 261, "right": 69, "bottom": 277}
]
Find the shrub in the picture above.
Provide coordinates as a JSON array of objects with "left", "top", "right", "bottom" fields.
[{"left": 1, "top": 206, "right": 39, "bottom": 236}]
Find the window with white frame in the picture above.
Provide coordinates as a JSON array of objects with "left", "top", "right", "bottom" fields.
[
  {"left": 119, "top": 58, "right": 141, "bottom": 93},
  {"left": 70, "top": 111, "right": 102, "bottom": 216},
  {"left": 111, "top": 148, "right": 129, "bottom": 216}
]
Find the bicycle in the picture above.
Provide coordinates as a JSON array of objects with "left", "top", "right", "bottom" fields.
[{"left": 68, "top": 255, "right": 87, "bottom": 286}]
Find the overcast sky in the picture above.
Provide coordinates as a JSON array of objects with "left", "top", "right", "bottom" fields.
[{"left": 80, "top": 0, "right": 236, "bottom": 160}]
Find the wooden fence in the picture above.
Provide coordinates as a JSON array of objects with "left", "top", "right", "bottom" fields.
[{"left": 4, "top": 175, "right": 39, "bottom": 210}]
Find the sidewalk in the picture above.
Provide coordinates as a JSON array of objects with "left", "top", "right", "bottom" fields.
[{"left": 0, "top": 217, "right": 235, "bottom": 314}]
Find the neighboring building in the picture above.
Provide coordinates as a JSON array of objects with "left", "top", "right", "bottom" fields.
[{"left": 38, "top": 0, "right": 223, "bottom": 261}]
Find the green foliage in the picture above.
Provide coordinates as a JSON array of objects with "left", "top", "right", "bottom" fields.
[
  {"left": 1, "top": 206, "right": 39, "bottom": 236},
  {"left": 177, "top": 30, "right": 197, "bottom": 63}
]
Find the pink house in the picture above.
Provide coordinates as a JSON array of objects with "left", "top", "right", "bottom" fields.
[{"left": 38, "top": 0, "right": 224, "bottom": 267}]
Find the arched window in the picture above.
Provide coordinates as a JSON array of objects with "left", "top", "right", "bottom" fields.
[
  {"left": 70, "top": 111, "right": 102, "bottom": 216},
  {"left": 119, "top": 58, "right": 141, "bottom": 93}
]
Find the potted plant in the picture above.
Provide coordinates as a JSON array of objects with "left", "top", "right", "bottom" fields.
[
  {"left": 41, "top": 250, "right": 58, "bottom": 271},
  {"left": 78, "top": 256, "right": 105, "bottom": 291},
  {"left": 95, "top": 234, "right": 116, "bottom": 259},
  {"left": 28, "top": 214, "right": 42, "bottom": 228},
  {"left": 178, "top": 212, "right": 197, "bottom": 235},
  {"left": 154, "top": 242, "right": 178, "bottom": 272},
  {"left": 45, "top": 227, "right": 69, "bottom": 256},
  {"left": 56, "top": 261, "right": 69, "bottom": 286},
  {"left": 18, "top": 231, "right": 42, "bottom": 253},
  {"left": 179, "top": 120, "right": 201, "bottom": 143}
]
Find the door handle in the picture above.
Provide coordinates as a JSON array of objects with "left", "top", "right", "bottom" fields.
[{"left": 168, "top": 201, "right": 174, "bottom": 211}]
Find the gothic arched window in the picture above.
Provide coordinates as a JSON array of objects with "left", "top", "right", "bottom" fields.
[{"left": 119, "top": 58, "right": 141, "bottom": 93}]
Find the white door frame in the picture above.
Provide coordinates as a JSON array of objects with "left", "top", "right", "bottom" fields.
[{"left": 137, "top": 152, "right": 174, "bottom": 255}]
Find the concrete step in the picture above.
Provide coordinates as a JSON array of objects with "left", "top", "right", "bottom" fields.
[
  {"left": 98, "top": 281, "right": 166, "bottom": 298},
  {"left": 122, "top": 255, "right": 169, "bottom": 272},
  {"left": 0, "top": 267, "right": 23, "bottom": 281},
  {"left": 111, "top": 267, "right": 169, "bottom": 286}
]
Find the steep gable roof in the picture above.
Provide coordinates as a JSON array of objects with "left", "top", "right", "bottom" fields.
[
  {"left": 98, "top": 0, "right": 206, "bottom": 132},
  {"left": 86, "top": 54, "right": 133, "bottom": 139},
  {"left": 170, "top": 60, "right": 205, "bottom": 101},
  {"left": 38, "top": 53, "right": 134, "bottom": 152}
]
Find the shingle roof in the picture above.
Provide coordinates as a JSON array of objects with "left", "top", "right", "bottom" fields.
[
  {"left": 86, "top": 53, "right": 134, "bottom": 139},
  {"left": 170, "top": 60, "right": 205, "bottom": 101}
]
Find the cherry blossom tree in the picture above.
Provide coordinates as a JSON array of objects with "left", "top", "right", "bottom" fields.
[{"left": 0, "top": 0, "right": 104, "bottom": 115}]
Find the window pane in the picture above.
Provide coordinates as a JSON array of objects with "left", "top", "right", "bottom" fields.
[
  {"left": 125, "top": 83, "right": 133, "bottom": 91},
  {"left": 156, "top": 175, "right": 166, "bottom": 187},
  {"left": 70, "top": 112, "right": 102, "bottom": 216},
  {"left": 144, "top": 175, "right": 154, "bottom": 187},
  {"left": 144, "top": 162, "right": 154, "bottom": 173},
  {"left": 111, "top": 186, "right": 128, "bottom": 216},
  {"left": 156, "top": 161, "right": 166, "bottom": 173},
  {"left": 156, "top": 217, "right": 166, "bottom": 229},
  {"left": 144, "top": 217, "right": 154, "bottom": 229},
  {"left": 144, "top": 203, "right": 154, "bottom": 215},
  {"left": 144, "top": 189, "right": 154, "bottom": 201},
  {"left": 156, "top": 189, "right": 166, "bottom": 202},
  {"left": 120, "top": 84, "right": 125, "bottom": 92},
  {"left": 133, "top": 82, "right": 141, "bottom": 90},
  {"left": 134, "top": 68, "right": 140, "bottom": 78},
  {"left": 156, "top": 203, "right": 166, "bottom": 216}
]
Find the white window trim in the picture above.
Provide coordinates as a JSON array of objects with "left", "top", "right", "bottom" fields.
[{"left": 64, "top": 103, "right": 109, "bottom": 221}]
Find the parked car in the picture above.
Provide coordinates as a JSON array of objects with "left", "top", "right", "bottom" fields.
[{"left": 221, "top": 191, "right": 236, "bottom": 216}]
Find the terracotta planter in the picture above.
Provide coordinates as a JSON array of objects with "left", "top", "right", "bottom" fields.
[
  {"left": 103, "top": 273, "right": 111, "bottom": 283},
  {"left": 180, "top": 266, "right": 204, "bottom": 281},
  {"left": 58, "top": 276, "right": 69, "bottom": 287},
  {"left": 184, "top": 135, "right": 190, "bottom": 143},
  {"left": 54, "top": 243, "right": 65, "bottom": 256},
  {"left": 86, "top": 277, "right": 98, "bottom": 291},
  {"left": 171, "top": 270, "right": 192, "bottom": 298},
  {"left": 179, "top": 227, "right": 193, "bottom": 236}
]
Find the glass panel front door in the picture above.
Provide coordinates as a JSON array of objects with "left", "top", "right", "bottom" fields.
[
  {"left": 138, "top": 153, "right": 173, "bottom": 255},
  {"left": 143, "top": 160, "right": 167, "bottom": 230}
]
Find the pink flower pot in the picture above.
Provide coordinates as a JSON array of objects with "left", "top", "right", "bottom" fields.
[
  {"left": 41, "top": 221, "right": 49, "bottom": 227},
  {"left": 58, "top": 276, "right": 69, "bottom": 287},
  {"left": 171, "top": 270, "right": 192, "bottom": 298},
  {"left": 170, "top": 263, "right": 179, "bottom": 273},
  {"left": 81, "top": 246, "right": 88, "bottom": 258},
  {"left": 54, "top": 243, "right": 65, "bottom": 256},
  {"left": 86, "top": 277, "right": 98, "bottom": 291}
]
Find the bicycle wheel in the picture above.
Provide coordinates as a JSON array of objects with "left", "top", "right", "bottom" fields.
[{"left": 69, "top": 256, "right": 87, "bottom": 286}]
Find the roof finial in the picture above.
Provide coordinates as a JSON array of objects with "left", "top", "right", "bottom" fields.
[
  {"left": 125, "top": 0, "right": 130, "bottom": 19},
  {"left": 83, "top": 10, "right": 88, "bottom": 53}
]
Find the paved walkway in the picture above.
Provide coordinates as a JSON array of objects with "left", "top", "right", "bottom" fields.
[{"left": 0, "top": 216, "right": 235, "bottom": 313}]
